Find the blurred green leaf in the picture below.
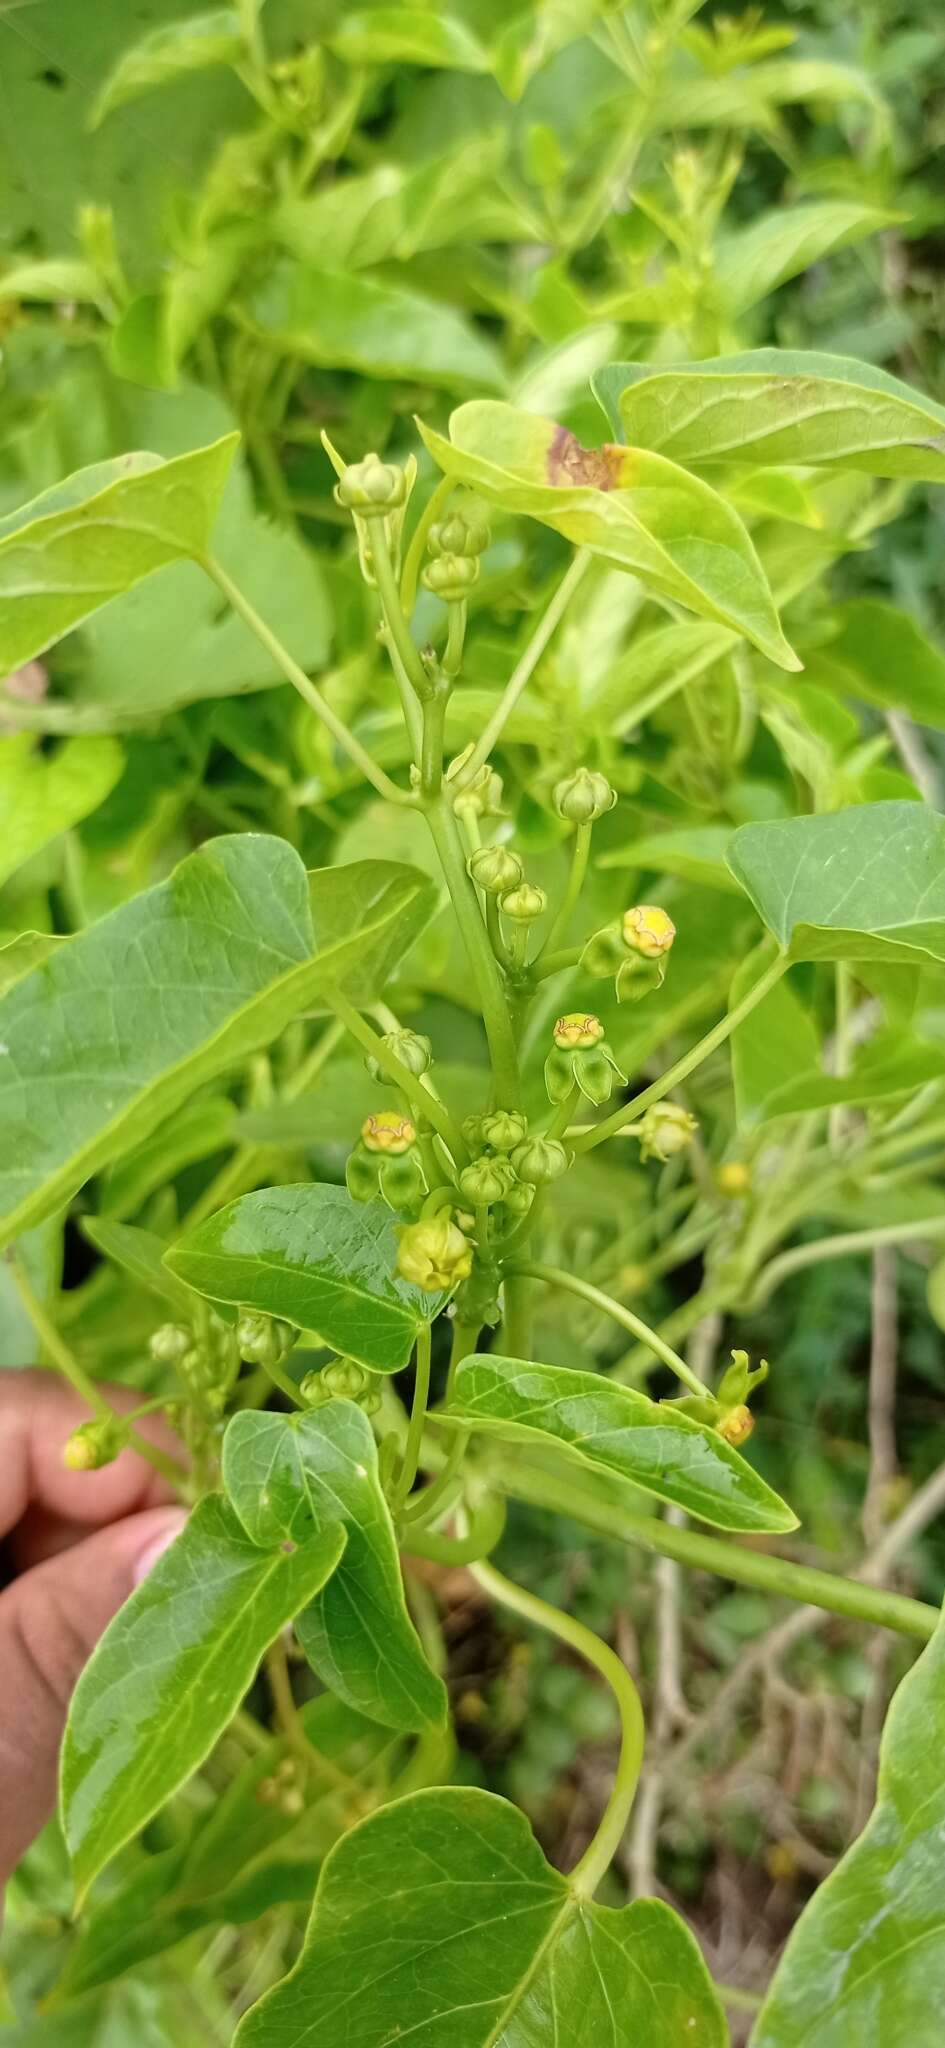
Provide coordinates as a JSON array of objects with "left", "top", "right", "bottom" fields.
[
  {"left": 0, "top": 736, "right": 123, "bottom": 889},
  {"left": 728, "top": 803, "right": 945, "bottom": 964},
  {"left": 90, "top": 11, "right": 245, "bottom": 127}
]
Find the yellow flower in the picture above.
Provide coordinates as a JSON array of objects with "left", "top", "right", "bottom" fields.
[
  {"left": 622, "top": 904, "right": 676, "bottom": 959},
  {"left": 361, "top": 1110, "right": 416, "bottom": 1156},
  {"left": 553, "top": 1012, "right": 604, "bottom": 1050},
  {"left": 716, "top": 1404, "right": 754, "bottom": 1448}
]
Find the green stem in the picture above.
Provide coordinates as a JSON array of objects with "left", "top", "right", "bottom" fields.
[
  {"left": 453, "top": 551, "right": 592, "bottom": 792},
  {"left": 507, "top": 1259, "right": 708, "bottom": 1398},
  {"left": 403, "top": 1495, "right": 505, "bottom": 1565},
  {"left": 369, "top": 519, "right": 429, "bottom": 703},
  {"left": 322, "top": 988, "right": 467, "bottom": 1162},
  {"left": 443, "top": 601, "right": 467, "bottom": 679},
  {"left": 203, "top": 558, "right": 414, "bottom": 806},
  {"left": 490, "top": 1455, "right": 939, "bottom": 1641},
  {"left": 259, "top": 1354, "right": 306, "bottom": 1409},
  {"left": 394, "top": 1325, "right": 433, "bottom": 1509},
  {"left": 400, "top": 473, "right": 455, "bottom": 617},
  {"left": 420, "top": 685, "right": 449, "bottom": 799},
  {"left": 472, "top": 1559, "right": 645, "bottom": 1897},
  {"left": 531, "top": 944, "right": 582, "bottom": 983},
  {"left": 752, "top": 1215, "right": 945, "bottom": 1306},
  {"left": 424, "top": 796, "right": 521, "bottom": 1108},
  {"left": 500, "top": 1268, "right": 534, "bottom": 1359},
  {"left": 544, "top": 1083, "right": 581, "bottom": 1143},
  {"left": 538, "top": 822, "right": 592, "bottom": 960},
  {"left": 10, "top": 1255, "right": 188, "bottom": 1487},
  {"left": 572, "top": 952, "right": 788, "bottom": 1152}
]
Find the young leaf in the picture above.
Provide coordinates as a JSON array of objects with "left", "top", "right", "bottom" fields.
[
  {"left": 234, "top": 1787, "right": 726, "bottom": 2048},
  {"left": 90, "top": 11, "right": 245, "bottom": 127},
  {"left": 713, "top": 200, "right": 896, "bottom": 316},
  {"left": 0, "top": 436, "right": 238, "bottom": 673},
  {"left": 593, "top": 350, "right": 945, "bottom": 480},
  {"left": 447, "top": 1357, "right": 797, "bottom": 1534},
  {"left": 60, "top": 1497, "right": 346, "bottom": 1901},
  {"left": 751, "top": 1602, "right": 945, "bottom": 2046},
  {"left": 0, "top": 838, "right": 434, "bottom": 1246},
  {"left": 727, "top": 802, "right": 945, "bottom": 965},
  {"left": 169, "top": 1185, "right": 443, "bottom": 1373},
  {"left": 328, "top": 9, "right": 489, "bottom": 70},
  {"left": 247, "top": 262, "right": 505, "bottom": 393},
  {"left": 420, "top": 402, "right": 800, "bottom": 670},
  {"left": 223, "top": 1405, "right": 447, "bottom": 1730},
  {"left": 0, "top": 734, "right": 124, "bottom": 889}
]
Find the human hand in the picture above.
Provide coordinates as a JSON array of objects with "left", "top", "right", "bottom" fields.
[{"left": 0, "top": 1372, "right": 186, "bottom": 1887}]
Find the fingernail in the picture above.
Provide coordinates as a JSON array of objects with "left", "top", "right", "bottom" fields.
[{"left": 133, "top": 1509, "right": 188, "bottom": 1586}]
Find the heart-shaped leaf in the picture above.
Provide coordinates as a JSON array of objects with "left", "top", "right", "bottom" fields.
[
  {"left": 751, "top": 1602, "right": 945, "bottom": 2046},
  {"left": 446, "top": 1357, "right": 797, "bottom": 1534},
  {"left": 594, "top": 350, "right": 945, "bottom": 480},
  {"left": 234, "top": 1787, "right": 726, "bottom": 2048},
  {"left": 0, "top": 436, "right": 237, "bottom": 673},
  {"left": 419, "top": 402, "right": 800, "bottom": 670},
  {"left": 61, "top": 1497, "right": 346, "bottom": 1902},
  {"left": 727, "top": 803, "right": 945, "bottom": 965},
  {"left": 0, "top": 838, "right": 433, "bottom": 1246},
  {"left": 168, "top": 1185, "right": 443, "bottom": 1373},
  {"left": 223, "top": 1404, "right": 447, "bottom": 1731}
]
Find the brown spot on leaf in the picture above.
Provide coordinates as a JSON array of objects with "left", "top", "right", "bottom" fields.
[{"left": 547, "top": 426, "right": 623, "bottom": 491}]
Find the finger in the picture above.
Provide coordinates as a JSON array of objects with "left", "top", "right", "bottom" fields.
[
  {"left": 0, "top": 1371, "right": 182, "bottom": 1547},
  {"left": 0, "top": 1505, "right": 187, "bottom": 1886}
]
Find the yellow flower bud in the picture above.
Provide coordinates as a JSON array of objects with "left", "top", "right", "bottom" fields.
[
  {"left": 395, "top": 1213, "right": 473, "bottom": 1291},
  {"left": 717, "top": 1161, "right": 751, "bottom": 1198},
  {"left": 361, "top": 1111, "right": 416, "bottom": 1156},
  {"left": 553, "top": 1012, "right": 604, "bottom": 1051},
  {"left": 622, "top": 904, "right": 676, "bottom": 959},
  {"left": 716, "top": 1404, "right": 754, "bottom": 1447}
]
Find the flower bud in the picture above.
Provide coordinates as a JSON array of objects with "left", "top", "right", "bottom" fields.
[
  {"left": 716, "top": 1404, "right": 754, "bottom": 1447},
  {"left": 553, "top": 767, "right": 617, "bottom": 824},
  {"left": 428, "top": 511, "right": 490, "bottom": 558},
  {"left": 717, "top": 1160, "right": 751, "bottom": 1199},
  {"left": 62, "top": 1416, "right": 130, "bottom": 1471},
  {"left": 300, "top": 1370, "right": 331, "bottom": 1408},
  {"left": 446, "top": 747, "right": 504, "bottom": 820},
  {"left": 459, "top": 1155, "right": 516, "bottom": 1206},
  {"left": 500, "top": 882, "right": 547, "bottom": 924},
  {"left": 335, "top": 451, "right": 406, "bottom": 512},
  {"left": 395, "top": 1213, "right": 473, "bottom": 1291},
  {"left": 461, "top": 1112, "right": 487, "bottom": 1151},
  {"left": 480, "top": 1110, "right": 528, "bottom": 1152},
  {"left": 323, "top": 1359, "right": 368, "bottom": 1400},
  {"left": 361, "top": 1110, "right": 416, "bottom": 1156},
  {"left": 623, "top": 905, "right": 676, "bottom": 960},
  {"left": 149, "top": 1322, "right": 192, "bottom": 1364},
  {"left": 237, "top": 1312, "right": 297, "bottom": 1366},
  {"left": 510, "top": 1135, "right": 569, "bottom": 1185},
  {"left": 638, "top": 1102, "right": 698, "bottom": 1163},
  {"left": 501, "top": 1179, "right": 534, "bottom": 1216},
  {"left": 360, "top": 1386, "right": 382, "bottom": 1417},
  {"left": 367, "top": 1029, "right": 432, "bottom": 1083},
  {"left": 545, "top": 1016, "right": 624, "bottom": 1107},
  {"left": 468, "top": 845, "right": 523, "bottom": 896},
  {"left": 422, "top": 553, "right": 480, "bottom": 601}
]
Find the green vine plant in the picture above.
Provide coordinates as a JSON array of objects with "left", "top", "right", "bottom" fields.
[{"left": 3, "top": 335, "right": 945, "bottom": 2044}]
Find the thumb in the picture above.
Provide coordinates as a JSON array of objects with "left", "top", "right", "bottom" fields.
[{"left": 0, "top": 1505, "right": 187, "bottom": 1886}]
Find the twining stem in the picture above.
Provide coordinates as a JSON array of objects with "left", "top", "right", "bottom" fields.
[
  {"left": 453, "top": 551, "right": 592, "bottom": 791},
  {"left": 394, "top": 1325, "right": 433, "bottom": 1510},
  {"left": 9, "top": 1254, "right": 187, "bottom": 1487},
  {"left": 403, "top": 1495, "right": 506, "bottom": 1565},
  {"left": 538, "top": 822, "right": 592, "bottom": 961},
  {"left": 751, "top": 1214, "right": 945, "bottom": 1306},
  {"left": 202, "top": 557, "right": 414, "bottom": 806},
  {"left": 424, "top": 795, "right": 522, "bottom": 1108},
  {"left": 491, "top": 1455, "right": 939, "bottom": 1641},
  {"left": 571, "top": 951, "right": 788, "bottom": 1151},
  {"left": 500, "top": 1269, "right": 534, "bottom": 1359},
  {"left": 321, "top": 988, "right": 467, "bottom": 1162},
  {"left": 472, "top": 1559, "right": 645, "bottom": 1898},
  {"left": 506, "top": 1259, "right": 708, "bottom": 1398}
]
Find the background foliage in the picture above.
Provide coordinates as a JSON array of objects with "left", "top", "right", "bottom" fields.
[{"left": 2, "top": 1, "right": 945, "bottom": 2041}]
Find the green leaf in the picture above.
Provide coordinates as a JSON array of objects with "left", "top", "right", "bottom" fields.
[
  {"left": 0, "top": 735, "right": 123, "bottom": 889},
  {"left": 713, "top": 201, "right": 896, "bottom": 315},
  {"left": 168, "top": 1185, "right": 443, "bottom": 1373},
  {"left": 81, "top": 1217, "right": 195, "bottom": 1316},
  {"left": 727, "top": 803, "right": 945, "bottom": 965},
  {"left": 90, "top": 11, "right": 245, "bottom": 126},
  {"left": 60, "top": 1496, "right": 346, "bottom": 1900},
  {"left": 731, "top": 947, "right": 821, "bottom": 1128},
  {"left": 447, "top": 1356, "right": 797, "bottom": 1534},
  {"left": 752, "top": 1602, "right": 945, "bottom": 2046},
  {"left": 420, "top": 402, "right": 799, "bottom": 670},
  {"left": 756, "top": 1031, "right": 945, "bottom": 1120},
  {"left": 0, "top": 437, "right": 237, "bottom": 674},
  {"left": 54, "top": 1697, "right": 392, "bottom": 2000},
  {"left": 234, "top": 1787, "right": 726, "bottom": 2047},
  {"left": 0, "top": 257, "right": 108, "bottom": 307},
  {"left": 0, "top": 837, "right": 434, "bottom": 1245},
  {"left": 223, "top": 1405, "right": 447, "bottom": 1731},
  {"left": 328, "top": 9, "right": 489, "bottom": 70},
  {"left": 0, "top": 931, "right": 62, "bottom": 997},
  {"left": 246, "top": 262, "right": 505, "bottom": 393},
  {"left": 601, "top": 825, "right": 740, "bottom": 893},
  {"left": 593, "top": 350, "right": 945, "bottom": 480},
  {"left": 823, "top": 599, "right": 945, "bottom": 728}
]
